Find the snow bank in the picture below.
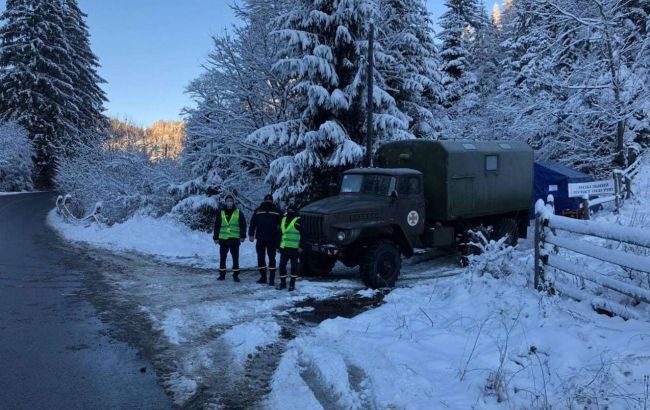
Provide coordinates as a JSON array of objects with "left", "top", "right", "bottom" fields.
[
  {"left": 221, "top": 320, "right": 281, "bottom": 366},
  {"left": 271, "top": 269, "right": 650, "bottom": 409},
  {"left": 47, "top": 210, "right": 258, "bottom": 269}
]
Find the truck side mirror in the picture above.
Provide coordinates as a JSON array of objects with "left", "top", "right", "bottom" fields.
[{"left": 390, "top": 190, "right": 398, "bottom": 201}]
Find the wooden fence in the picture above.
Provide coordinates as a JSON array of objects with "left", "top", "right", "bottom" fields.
[
  {"left": 534, "top": 200, "right": 650, "bottom": 320},
  {"left": 579, "top": 156, "right": 644, "bottom": 219}
]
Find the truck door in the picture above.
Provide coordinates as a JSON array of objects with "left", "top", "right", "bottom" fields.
[{"left": 394, "top": 175, "right": 425, "bottom": 238}]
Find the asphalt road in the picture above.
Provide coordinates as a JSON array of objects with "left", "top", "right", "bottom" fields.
[{"left": 0, "top": 193, "right": 171, "bottom": 410}]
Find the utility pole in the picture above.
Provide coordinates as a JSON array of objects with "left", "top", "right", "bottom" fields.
[{"left": 365, "top": 21, "right": 374, "bottom": 168}]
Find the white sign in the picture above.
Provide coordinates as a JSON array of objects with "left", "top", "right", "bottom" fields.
[
  {"left": 548, "top": 185, "right": 558, "bottom": 192},
  {"left": 568, "top": 180, "right": 615, "bottom": 198},
  {"left": 407, "top": 211, "right": 420, "bottom": 227}
]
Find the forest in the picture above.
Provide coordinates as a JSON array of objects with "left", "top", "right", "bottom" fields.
[{"left": 0, "top": 0, "right": 648, "bottom": 228}]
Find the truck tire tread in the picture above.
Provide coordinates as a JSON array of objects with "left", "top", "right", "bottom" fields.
[{"left": 361, "top": 240, "right": 401, "bottom": 289}]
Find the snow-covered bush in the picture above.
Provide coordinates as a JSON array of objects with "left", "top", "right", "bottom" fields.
[
  {"left": 0, "top": 121, "right": 34, "bottom": 192},
  {"left": 55, "top": 142, "right": 184, "bottom": 224},
  {"left": 465, "top": 232, "right": 517, "bottom": 279},
  {"left": 169, "top": 194, "right": 219, "bottom": 231}
]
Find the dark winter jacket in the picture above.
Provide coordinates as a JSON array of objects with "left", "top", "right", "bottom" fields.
[
  {"left": 248, "top": 201, "right": 281, "bottom": 243},
  {"left": 213, "top": 207, "right": 247, "bottom": 243}
]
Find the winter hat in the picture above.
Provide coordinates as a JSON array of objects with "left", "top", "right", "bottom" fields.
[
  {"left": 286, "top": 205, "right": 298, "bottom": 214},
  {"left": 225, "top": 194, "right": 234, "bottom": 201},
  {"left": 264, "top": 194, "right": 273, "bottom": 202}
]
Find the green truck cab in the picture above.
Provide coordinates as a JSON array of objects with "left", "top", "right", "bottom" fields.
[{"left": 299, "top": 140, "right": 534, "bottom": 288}]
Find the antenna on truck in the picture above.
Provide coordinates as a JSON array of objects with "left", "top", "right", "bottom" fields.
[{"left": 365, "top": 21, "right": 374, "bottom": 168}]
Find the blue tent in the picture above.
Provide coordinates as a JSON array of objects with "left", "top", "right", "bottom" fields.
[{"left": 530, "top": 161, "right": 593, "bottom": 218}]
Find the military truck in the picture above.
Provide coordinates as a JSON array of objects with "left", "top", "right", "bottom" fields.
[{"left": 299, "top": 140, "right": 534, "bottom": 288}]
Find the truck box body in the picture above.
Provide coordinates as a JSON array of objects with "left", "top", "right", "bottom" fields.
[{"left": 375, "top": 140, "right": 534, "bottom": 222}]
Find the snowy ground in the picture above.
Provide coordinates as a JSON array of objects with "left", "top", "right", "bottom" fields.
[
  {"left": 269, "top": 256, "right": 650, "bottom": 409},
  {"left": 66, "top": 239, "right": 456, "bottom": 408},
  {"left": 49, "top": 159, "right": 650, "bottom": 409},
  {"left": 48, "top": 212, "right": 258, "bottom": 269},
  {"left": 48, "top": 206, "right": 461, "bottom": 407}
]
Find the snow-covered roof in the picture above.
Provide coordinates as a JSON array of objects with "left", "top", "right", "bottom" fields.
[
  {"left": 536, "top": 161, "right": 591, "bottom": 180},
  {"left": 436, "top": 140, "right": 532, "bottom": 154},
  {"left": 345, "top": 168, "right": 423, "bottom": 176}
]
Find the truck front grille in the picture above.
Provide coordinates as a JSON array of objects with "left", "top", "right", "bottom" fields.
[{"left": 301, "top": 213, "right": 324, "bottom": 241}]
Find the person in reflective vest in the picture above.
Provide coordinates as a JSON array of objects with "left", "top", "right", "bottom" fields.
[
  {"left": 278, "top": 206, "right": 302, "bottom": 291},
  {"left": 248, "top": 194, "right": 281, "bottom": 286},
  {"left": 213, "top": 194, "right": 247, "bottom": 282}
]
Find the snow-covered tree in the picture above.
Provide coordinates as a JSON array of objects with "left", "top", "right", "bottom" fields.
[
  {"left": 437, "top": 0, "right": 504, "bottom": 140},
  {"left": 491, "top": 3, "right": 502, "bottom": 28},
  {"left": 248, "top": 0, "right": 413, "bottom": 200},
  {"left": 173, "top": 0, "right": 290, "bottom": 227},
  {"left": 491, "top": 0, "right": 650, "bottom": 174},
  {"left": 0, "top": 121, "right": 33, "bottom": 192},
  {"left": 377, "top": 0, "right": 445, "bottom": 138},
  {"left": 55, "top": 139, "right": 183, "bottom": 224},
  {"left": 61, "top": 0, "right": 108, "bottom": 141},
  {"left": 437, "top": 0, "right": 483, "bottom": 114},
  {"left": 0, "top": 0, "right": 77, "bottom": 186},
  {"left": 0, "top": 0, "right": 106, "bottom": 187}
]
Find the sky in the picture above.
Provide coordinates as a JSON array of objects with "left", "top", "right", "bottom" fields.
[
  {"left": 0, "top": 1, "right": 462, "bottom": 127},
  {"left": 80, "top": 0, "right": 455, "bottom": 126}
]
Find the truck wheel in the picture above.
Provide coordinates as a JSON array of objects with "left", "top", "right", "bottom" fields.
[
  {"left": 494, "top": 218, "right": 518, "bottom": 246},
  {"left": 361, "top": 240, "right": 401, "bottom": 288},
  {"left": 299, "top": 252, "right": 336, "bottom": 277}
]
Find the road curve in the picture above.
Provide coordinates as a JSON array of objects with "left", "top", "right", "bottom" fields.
[{"left": 0, "top": 193, "right": 171, "bottom": 410}]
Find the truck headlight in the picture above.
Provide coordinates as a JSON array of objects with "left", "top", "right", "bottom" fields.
[{"left": 337, "top": 231, "right": 347, "bottom": 241}]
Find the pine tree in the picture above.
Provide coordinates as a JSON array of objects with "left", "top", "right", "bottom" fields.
[
  {"left": 437, "top": 0, "right": 483, "bottom": 131},
  {"left": 248, "top": 0, "right": 412, "bottom": 200},
  {"left": 0, "top": 0, "right": 81, "bottom": 186},
  {"left": 455, "top": 2, "right": 503, "bottom": 140},
  {"left": 436, "top": 0, "right": 487, "bottom": 139},
  {"left": 378, "top": 0, "right": 444, "bottom": 138},
  {"left": 61, "top": 0, "right": 108, "bottom": 142}
]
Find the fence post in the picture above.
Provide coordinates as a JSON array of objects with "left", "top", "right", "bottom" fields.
[
  {"left": 624, "top": 176, "right": 632, "bottom": 199},
  {"left": 581, "top": 195, "right": 590, "bottom": 220},
  {"left": 534, "top": 213, "right": 543, "bottom": 290},
  {"left": 613, "top": 170, "right": 622, "bottom": 212}
]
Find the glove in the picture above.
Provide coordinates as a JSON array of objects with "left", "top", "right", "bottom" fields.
[
  {"left": 240, "top": 238, "right": 245, "bottom": 243},
  {"left": 249, "top": 236, "right": 255, "bottom": 242},
  {"left": 213, "top": 238, "right": 219, "bottom": 245}
]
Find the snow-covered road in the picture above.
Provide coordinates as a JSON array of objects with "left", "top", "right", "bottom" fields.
[{"left": 77, "top": 241, "right": 460, "bottom": 408}]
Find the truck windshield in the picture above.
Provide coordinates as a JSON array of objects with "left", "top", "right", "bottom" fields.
[{"left": 340, "top": 174, "right": 395, "bottom": 196}]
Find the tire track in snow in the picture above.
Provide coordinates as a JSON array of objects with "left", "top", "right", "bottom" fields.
[{"left": 74, "top": 243, "right": 460, "bottom": 408}]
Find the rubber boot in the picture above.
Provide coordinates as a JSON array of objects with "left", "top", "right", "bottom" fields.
[
  {"left": 217, "top": 271, "right": 226, "bottom": 281},
  {"left": 276, "top": 277, "right": 286, "bottom": 290},
  {"left": 268, "top": 271, "right": 275, "bottom": 287},
  {"left": 256, "top": 272, "right": 267, "bottom": 284},
  {"left": 288, "top": 277, "right": 296, "bottom": 292},
  {"left": 233, "top": 272, "right": 240, "bottom": 282}
]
